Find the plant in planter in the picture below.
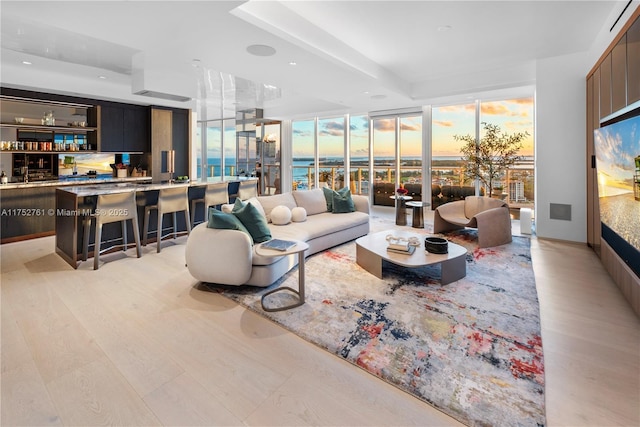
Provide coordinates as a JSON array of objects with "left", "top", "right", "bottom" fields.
[
  {"left": 318, "top": 170, "right": 332, "bottom": 186},
  {"left": 455, "top": 122, "right": 527, "bottom": 196}
]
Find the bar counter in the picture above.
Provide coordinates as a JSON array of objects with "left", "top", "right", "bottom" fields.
[
  {"left": 54, "top": 178, "right": 256, "bottom": 268},
  {"left": 0, "top": 176, "right": 152, "bottom": 243}
]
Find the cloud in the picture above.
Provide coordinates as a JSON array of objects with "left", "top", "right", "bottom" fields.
[
  {"left": 437, "top": 105, "right": 475, "bottom": 113},
  {"left": 433, "top": 120, "right": 453, "bottom": 127},
  {"left": 320, "top": 120, "right": 345, "bottom": 137},
  {"left": 400, "top": 122, "right": 420, "bottom": 131},
  {"left": 481, "top": 103, "right": 510, "bottom": 116},
  {"left": 373, "top": 119, "right": 395, "bottom": 132}
]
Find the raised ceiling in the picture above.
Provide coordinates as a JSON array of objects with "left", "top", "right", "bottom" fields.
[{"left": 0, "top": 1, "right": 627, "bottom": 120}]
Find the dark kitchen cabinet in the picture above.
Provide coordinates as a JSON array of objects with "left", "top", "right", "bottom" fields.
[
  {"left": 172, "top": 109, "right": 189, "bottom": 177},
  {"left": 98, "top": 103, "right": 149, "bottom": 152}
]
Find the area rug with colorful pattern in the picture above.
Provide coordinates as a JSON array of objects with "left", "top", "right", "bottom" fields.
[{"left": 210, "top": 221, "right": 545, "bottom": 426}]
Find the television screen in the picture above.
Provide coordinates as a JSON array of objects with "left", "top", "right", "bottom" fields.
[{"left": 593, "top": 114, "right": 640, "bottom": 277}]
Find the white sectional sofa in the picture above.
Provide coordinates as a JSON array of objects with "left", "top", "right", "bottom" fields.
[{"left": 185, "top": 188, "right": 370, "bottom": 286}]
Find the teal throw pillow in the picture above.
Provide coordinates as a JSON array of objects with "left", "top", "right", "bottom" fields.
[
  {"left": 207, "top": 208, "right": 252, "bottom": 241},
  {"left": 332, "top": 188, "right": 355, "bottom": 213},
  {"left": 232, "top": 200, "right": 272, "bottom": 243},
  {"left": 322, "top": 187, "right": 335, "bottom": 212}
]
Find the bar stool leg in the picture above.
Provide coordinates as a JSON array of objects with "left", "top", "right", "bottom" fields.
[
  {"left": 143, "top": 206, "right": 153, "bottom": 246},
  {"left": 172, "top": 212, "right": 178, "bottom": 239},
  {"left": 94, "top": 222, "right": 103, "bottom": 270},
  {"left": 157, "top": 210, "right": 163, "bottom": 253},
  {"left": 185, "top": 207, "right": 191, "bottom": 234},
  {"left": 122, "top": 220, "right": 128, "bottom": 250},
  {"left": 82, "top": 216, "right": 92, "bottom": 261},
  {"left": 131, "top": 216, "right": 142, "bottom": 258}
]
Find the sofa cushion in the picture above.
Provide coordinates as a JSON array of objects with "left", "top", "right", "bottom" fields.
[
  {"left": 293, "top": 188, "right": 327, "bottom": 215},
  {"left": 271, "top": 205, "right": 292, "bottom": 225},
  {"left": 232, "top": 200, "right": 272, "bottom": 243},
  {"left": 332, "top": 188, "right": 355, "bottom": 213},
  {"left": 269, "top": 211, "right": 368, "bottom": 242},
  {"left": 207, "top": 208, "right": 252, "bottom": 241},
  {"left": 257, "top": 193, "right": 297, "bottom": 222}
]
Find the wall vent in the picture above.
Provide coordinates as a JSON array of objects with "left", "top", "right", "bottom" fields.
[{"left": 550, "top": 203, "right": 572, "bottom": 221}]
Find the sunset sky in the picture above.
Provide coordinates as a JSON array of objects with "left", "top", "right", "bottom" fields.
[
  {"left": 292, "top": 97, "right": 535, "bottom": 158},
  {"left": 594, "top": 115, "right": 640, "bottom": 196}
]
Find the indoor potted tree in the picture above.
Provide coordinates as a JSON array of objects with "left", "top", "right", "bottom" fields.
[{"left": 455, "top": 122, "right": 527, "bottom": 196}]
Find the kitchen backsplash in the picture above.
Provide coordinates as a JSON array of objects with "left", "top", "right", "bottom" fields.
[{"left": 58, "top": 153, "right": 114, "bottom": 176}]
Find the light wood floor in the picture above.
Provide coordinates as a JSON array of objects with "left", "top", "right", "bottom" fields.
[{"left": 1, "top": 207, "right": 638, "bottom": 426}]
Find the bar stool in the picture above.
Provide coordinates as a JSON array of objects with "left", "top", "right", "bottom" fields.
[
  {"left": 190, "top": 182, "right": 229, "bottom": 227},
  {"left": 143, "top": 186, "right": 191, "bottom": 253},
  {"left": 237, "top": 179, "right": 258, "bottom": 200},
  {"left": 82, "top": 191, "right": 141, "bottom": 270}
]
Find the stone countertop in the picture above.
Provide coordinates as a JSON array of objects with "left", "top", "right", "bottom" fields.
[
  {"left": 0, "top": 176, "right": 256, "bottom": 191},
  {"left": 56, "top": 176, "right": 257, "bottom": 197},
  {"left": 0, "top": 176, "right": 152, "bottom": 190}
]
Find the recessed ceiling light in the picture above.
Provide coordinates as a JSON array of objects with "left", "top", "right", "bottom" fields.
[
  {"left": 22, "top": 61, "right": 32, "bottom": 65},
  {"left": 246, "top": 44, "right": 276, "bottom": 57},
  {"left": 438, "top": 25, "right": 452, "bottom": 32},
  {"left": 98, "top": 75, "right": 107, "bottom": 79},
  {"left": 289, "top": 61, "right": 297, "bottom": 66}
]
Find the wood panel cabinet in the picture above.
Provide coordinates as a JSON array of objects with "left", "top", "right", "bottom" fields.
[
  {"left": 98, "top": 103, "right": 149, "bottom": 153},
  {"left": 628, "top": 17, "right": 640, "bottom": 104},
  {"left": 599, "top": 53, "right": 612, "bottom": 119},
  {"left": 172, "top": 109, "right": 189, "bottom": 177},
  {"left": 611, "top": 35, "right": 627, "bottom": 112}
]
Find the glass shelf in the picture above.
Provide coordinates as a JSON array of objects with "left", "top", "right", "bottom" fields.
[{"left": 0, "top": 123, "right": 96, "bottom": 131}]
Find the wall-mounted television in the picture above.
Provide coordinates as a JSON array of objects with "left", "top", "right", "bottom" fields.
[{"left": 593, "top": 113, "right": 640, "bottom": 278}]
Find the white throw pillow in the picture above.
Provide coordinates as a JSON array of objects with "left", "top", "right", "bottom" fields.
[
  {"left": 270, "top": 205, "right": 292, "bottom": 225},
  {"left": 291, "top": 206, "right": 307, "bottom": 222}
]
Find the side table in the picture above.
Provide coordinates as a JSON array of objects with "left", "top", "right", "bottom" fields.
[
  {"left": 256, "top": 240, "right": 310, "bottom": 312},
  {"left": 406, "top": 201, "right": 431, "bottom": 228},
  {"left": 390, "top": 195, "right": 413, "bottom": 226}
]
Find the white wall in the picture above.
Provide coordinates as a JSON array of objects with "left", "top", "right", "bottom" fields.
[{"left": 535, "top": 52, "right": 590, "bottom": 242}]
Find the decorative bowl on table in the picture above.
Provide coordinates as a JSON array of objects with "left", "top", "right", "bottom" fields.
[{"left": 425, "top": 236, "right": 448, "bottom": 254}]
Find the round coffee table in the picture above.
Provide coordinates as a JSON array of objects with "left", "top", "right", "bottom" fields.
[{"left": 256, "top": 239, "right": 310, "bottom": 312}]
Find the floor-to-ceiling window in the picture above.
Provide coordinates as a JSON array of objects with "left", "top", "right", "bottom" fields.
[
  {"left": 349, "top": 115, "right": 369, "bottom": 195},
  {"left": 257, "top": 122, "right": 281, "bottom": 195},
  {"left": 292, "top": 120, "right": 315, "bottom": 190},
  {"left": 480, "top": 98, "right": 535, "bottom": 205},
  {"left": 399, "top": 115, "right": 423, "bottom": 198},
  {"left": 431, "top": 103, "right": 476, "bottom": 189},
  {"left": 318, "top": 117, "right": 345, "bottom": 190},
  {"left": 371, "top": 118, "right": 397, "bottom": 205},
  {"left": 196, "top": 118, "right": 236, "bottom": 180}
]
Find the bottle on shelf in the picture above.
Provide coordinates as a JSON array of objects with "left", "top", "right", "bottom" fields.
[{"left": 1, "top": 171, "right": 7, "bottom": 184}]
